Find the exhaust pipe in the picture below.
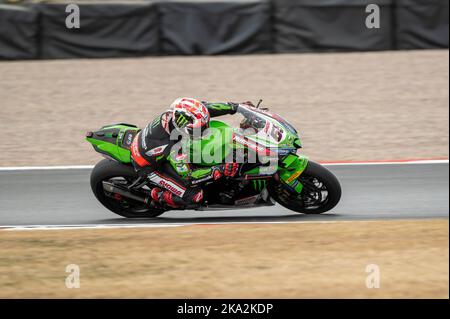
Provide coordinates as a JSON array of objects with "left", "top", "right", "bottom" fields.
[
  {"left": 102, "top": 181, "right": 195, "bottom": 210},
  {"left": 102, "top": 181, "right": 150, "bottom": 204}
]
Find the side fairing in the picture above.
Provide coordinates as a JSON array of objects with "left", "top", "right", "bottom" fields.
[
  {"left": 278, "top": 154, "right": 309, "bottom": 193},
  {"left": 186, "top": 120, "right": 234, "bottom": 166}
]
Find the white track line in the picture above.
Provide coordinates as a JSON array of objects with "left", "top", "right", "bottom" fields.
[
  {"left": 0, "top": 159, "right": 447, "bottom": 171},
  {"left": 322, "top": 159, "right": 449, "bottom": 166},
  {"left": 2, "top": 219, "right": 445, "bottom": 231},
  {"left": 1, "top": 221, "right": 323, "bottom": 231},
  {"left": 0, "top": 224, "right": 185, "bottom": 231},
  {"left": 0, "top": 165, "right": 94, "bottom": 171}
]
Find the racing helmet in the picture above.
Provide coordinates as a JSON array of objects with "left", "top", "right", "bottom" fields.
[{"left": 170, "top": 97, "right": 210, "bottom": 139}]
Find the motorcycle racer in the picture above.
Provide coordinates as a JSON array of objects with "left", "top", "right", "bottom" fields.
[
  {"left": 130, "top": 97, "right": 240, "bottom": 208},
  {"left": 87, "top": 98, "right": 342, "bottom": 218}
]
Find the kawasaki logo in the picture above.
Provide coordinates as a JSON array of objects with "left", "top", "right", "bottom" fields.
[{"left": 191, "top": 174, "right": 213, "bottom": 185}]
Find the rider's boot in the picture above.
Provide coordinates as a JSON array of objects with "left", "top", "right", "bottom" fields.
[{"left": 150, "top": 187, "right": 183, "bottom": 208}]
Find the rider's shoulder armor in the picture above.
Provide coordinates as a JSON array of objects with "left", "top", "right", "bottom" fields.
[{"left": 141, "top": 112, "right": 172, "bottom": 151}]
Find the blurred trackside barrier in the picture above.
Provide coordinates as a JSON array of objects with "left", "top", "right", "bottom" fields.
[
  {"left": 37, "top": 2, "right": 160, "bottom": 59},
  {"left": 0, "top": 0, "right": 448, "bottom": 60},
  {"left": 395, "top": 0, "right": 449, "bottom": 49},
  {"left": 273, "top": 0, "right": 396, "bottom": 52},
  {"left": 158, "top": 0, "right": 272, "bottom": 55},
  {"left": 0, "top": 4, "right": 39, "bottom": 59}
]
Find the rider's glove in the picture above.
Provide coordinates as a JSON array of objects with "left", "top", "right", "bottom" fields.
[
  {"left": 240, "top": 100, "right": 269, "bottom": 111},
  {"left": 212, "top": 167, "right": 223, "bottom": 180},
  {"left": 241, "top": 101, "right": 255, "bottom": 107},
  {"left": 223, "top": 163, "right": 239, "bottom": 177},
  {"left": 211, "top": 163, "right": 239, "bottom": 179}
]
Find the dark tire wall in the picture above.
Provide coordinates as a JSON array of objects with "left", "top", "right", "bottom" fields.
[{"left": 0, "top": 0, "right": 448, "bottom": 59}]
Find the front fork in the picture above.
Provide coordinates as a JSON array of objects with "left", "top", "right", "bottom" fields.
[{"left": 277, "top": 154, "right": 309, "bottom": 194}]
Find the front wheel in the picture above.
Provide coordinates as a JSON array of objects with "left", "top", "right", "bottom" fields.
[
  {"left": 269, "top": 161, "right": 341, "bottom": 214},
  {"left": 90, "top": 159, "right": 166, "bottom": 218}
]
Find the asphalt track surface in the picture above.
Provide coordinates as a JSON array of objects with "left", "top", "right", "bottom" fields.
[{"left": 0, "top": 163, "right": 448, "bottom": 226}]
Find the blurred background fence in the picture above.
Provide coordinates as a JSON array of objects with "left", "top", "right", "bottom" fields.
[{"left": 0, "top": 0, "right": 448, "bottom": 59}]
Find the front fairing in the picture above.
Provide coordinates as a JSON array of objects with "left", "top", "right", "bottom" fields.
[
  {"left": 174, "top": 105, "right": 308, "bottom": 194},
  {"left": 180, "top": 120, "right": 234, "bottom": 166},
  {"left": 235, "top": 105, "right": 307, "bottom": 193},
  {"left": 235, "top": 105, "right": 302, "bottom": 153}
]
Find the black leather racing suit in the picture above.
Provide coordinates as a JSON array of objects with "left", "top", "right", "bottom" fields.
[{"left": 130, "top": 102, "right": 237, "bottom": 207}]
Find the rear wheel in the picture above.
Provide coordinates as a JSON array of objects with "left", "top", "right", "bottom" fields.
[
  {"left": 269, "top": 161, "right": 341, "bottom": 214},
  {"left": 90, "top": 159, "right": 165, "bottom": 218}
]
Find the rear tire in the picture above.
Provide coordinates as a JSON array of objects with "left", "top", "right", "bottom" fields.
[
  {"left": 269, "top": 161, "right": 341, "bottom": 214},
  {"left": 90, "top": 159, "right": 165, "bottom": 218}
]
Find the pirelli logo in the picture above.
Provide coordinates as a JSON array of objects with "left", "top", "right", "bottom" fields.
[{"left": 286, "top": 169, "right": 304, "bottom": 184}]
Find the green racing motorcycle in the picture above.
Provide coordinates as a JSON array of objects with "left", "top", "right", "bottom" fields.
[{"left": 86, "top": 102, "right": 341, "bottom": 218}]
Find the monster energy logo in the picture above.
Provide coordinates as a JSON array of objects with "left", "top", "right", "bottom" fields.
[
  {"left": 252, "top": 179, "right": 267, "bottom": 191},
  {"left": 176, "top": 113, "right": 189, "bottom": 128}
]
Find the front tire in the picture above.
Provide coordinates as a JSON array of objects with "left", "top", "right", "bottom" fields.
[
  {"left": 90, "top": 159, "right": 165, "bottom": 218},
  {"left": 269, "top": 161, "right": 341, "bottom": 214}
]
